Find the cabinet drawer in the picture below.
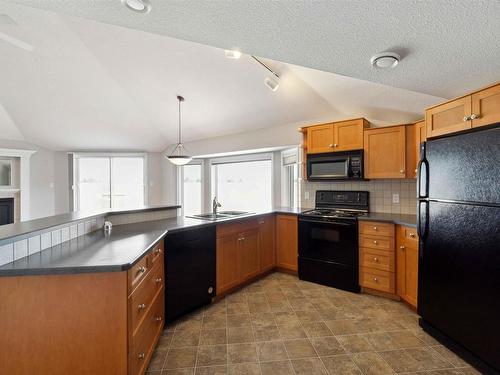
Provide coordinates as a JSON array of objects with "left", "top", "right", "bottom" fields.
[
  {"left": 129, "top": 263, "right": 164, "bottom": 337},
  {"left": 360, "top": 268, "right": 395, "bottom": 293},
  {"left": 359, "top": 221, "right": 394, "bottom": 237},
  {"left": 129, "top": 290, "right": 164, "bottom": 375},
  {"left": 359, "top": 234, "right": 394, "bottom": 251},
  {"left": 128, "top": 256, "right": 149, "bottom": 294},
  {"left": 217, "top": 218, "right": 259, "bottom": 238},
  {"left": 147, "top": 241, "right": 164, "bottom": 268},
  {"left": 360, "top": 248, "right": 394, "bottom": 272},
  {"left": 403, "top": 227, "right": 418, "bottom": 246}
]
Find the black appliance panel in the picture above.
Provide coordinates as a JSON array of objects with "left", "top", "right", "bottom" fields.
[
  {"left": 299, "top": 257, "right": 359, "bottom": 293},
  {"left": 316, "top": 190, "right": 369, "bottom": 210},
  {"left": 299, "top": 217, "right": 358, "bottom": 266},
  {"left": 422, "top": 126, "right": 500, "bottom": 203},
  {"left": 307, "top": 150, "right": 363, "bottom": 180},
  {"left": 0, "top": 198, "right": 14, "bottom": 226},
  {"left": 164, "top": 226, "right": 216, "bottom": 321},
  {"left": 418, "top": 201, "right": 500, "bottom": 371}
]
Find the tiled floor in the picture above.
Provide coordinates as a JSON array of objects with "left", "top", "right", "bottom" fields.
[{"left": 146, "top": 272, "right": 479, "bottom": 375}]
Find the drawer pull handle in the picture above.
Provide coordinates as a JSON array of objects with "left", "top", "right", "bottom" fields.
[
  {"left": 138, "top": 303, "right": 146, "bottom": 310},
  {"left": 400, "top": 245, "right": 405, "bottom": 250},
  {"left": 138, "top": 353, "right": 145, "bottom": 359},
  {"left": 138, "top": 266, "right": 146, "bottom": 274},
  {"left": 155, "top": 248, "right": 162, "bottom": 254},
  {"left": 463, "top": 115, "right": 471, "bottom": 122},
  {"left": 373, "top": 240, "right": 378, "bottom": 245},
  {"left": 373, "top": 257, "right": 379, "bottom": 262},
  {"left": 259, "top": 220, "right": 265, "bottom": 224},
  {"left": 155, "top": 316, "right": 162, "bottom": 322},
  {"left": 470, "top": 113, "right": 480, "bottom": 120},
  {"left": 409, "top": 233, "right": 416, "bottom": 238},
  {"left": 155, "top": 277, "right": 162, "bottom": 283},
  {"left": 373, "top": 226, "right": 378, "bottom": 230},
  {"left": 373, "top": 277, "right": 378, "bottom": 282}
]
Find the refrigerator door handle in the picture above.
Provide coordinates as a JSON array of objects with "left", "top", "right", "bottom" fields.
[
  {"left": 417, "top": 142, "right": 429, "bottom": 199},
  {"left": 417, "top": 200, "right": 429, "bottom": 240}
]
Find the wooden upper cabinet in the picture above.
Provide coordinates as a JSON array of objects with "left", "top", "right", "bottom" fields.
[
  {"left": 471, "top": 84, "right": 500, "bottom": 128},
  {"left": 258, "top": 215, "right": 276, "bottom": 273},
  {"left": 333, "top": 119, "right": 368, "bottom": 151},
  {"left": 396, "top": 225, "right": 419, "bottom": 308},
  {"left": 307, "top": 123, "right": 334, "bottom": 153},
  {"left": 276, "top": 214, "right": 298, "bottom": 272},
  {"left": 306, "top": 119, "right": 369, "bottom": 154},
  {"left": 364, "top": 125, "right": 407, "bottom": 179},
  {"left": 426, "top": 96, "right": 472, "bottom": 138}
]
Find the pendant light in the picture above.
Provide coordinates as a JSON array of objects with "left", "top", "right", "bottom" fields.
[{"left": 166, "top": 95, "right": 192, "bottom": 166}]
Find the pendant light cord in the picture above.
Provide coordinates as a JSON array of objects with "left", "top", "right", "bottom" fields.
[{"left": 178, "top": 97, "right": 181, "bottom": 145}]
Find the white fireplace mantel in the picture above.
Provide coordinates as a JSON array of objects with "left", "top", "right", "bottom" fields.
[{"left": 0, "top": 148, "right": 36, "bottom": 221}]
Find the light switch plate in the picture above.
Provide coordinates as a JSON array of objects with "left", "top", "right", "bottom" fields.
[{"left": 392, "top": 193, "right": 400, "bottom": 204}]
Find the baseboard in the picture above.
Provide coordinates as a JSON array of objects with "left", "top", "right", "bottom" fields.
[
  {"left": 361, "top": 287, "right": 400, "bottom": 301},
  {"left": 275, "top": 267, "right": 298, "bottom": 276}
]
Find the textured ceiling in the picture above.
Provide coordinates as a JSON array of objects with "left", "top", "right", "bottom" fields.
[
  {"left": 0, "top": 1, "right": 443, "bottom": 151},
  {"left": 8, "top": 0, "right": 500, "bottom": 99}
]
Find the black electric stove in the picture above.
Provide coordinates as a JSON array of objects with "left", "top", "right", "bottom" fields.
[{"left": 298, "top": 190, "right": 369, "bottom": 292}]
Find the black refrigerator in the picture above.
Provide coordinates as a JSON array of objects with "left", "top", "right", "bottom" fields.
[{"left": 417, "top": 124, "right": 500, "bottom": 374}]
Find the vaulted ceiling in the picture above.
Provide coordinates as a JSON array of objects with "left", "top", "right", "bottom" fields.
[{"left": 3, "top": 1, "right": 495, "bottom": 151}]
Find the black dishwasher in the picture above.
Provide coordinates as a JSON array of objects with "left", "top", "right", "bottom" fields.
[{"left": 164, "top": 225, "right": 216, "bottom": 321}]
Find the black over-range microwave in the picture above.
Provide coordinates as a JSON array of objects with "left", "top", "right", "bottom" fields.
[{"left": 306, "top": 150, "right": 364, "bottom": 180}]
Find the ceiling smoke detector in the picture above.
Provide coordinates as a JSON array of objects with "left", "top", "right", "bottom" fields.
[
  {"left": 370, "top": 52, "right": 401, "bottom": 69},
  {"left": 121, "top": 0, "right": 151, "bottom": 13}
]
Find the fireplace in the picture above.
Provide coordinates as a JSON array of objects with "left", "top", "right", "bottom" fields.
[{"left": 0, "top": 198, "right": 14, "bottom": 226}]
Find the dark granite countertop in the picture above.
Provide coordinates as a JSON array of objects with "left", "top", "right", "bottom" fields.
[
  {"left": 0, "top": 205, "right": 180, "bottom": 242},
  {"left": 358, "top": 212, "right": 417, "bottom": 227},
  {"left": 0, "top": 207, "right": 307, "bottom": 277}
]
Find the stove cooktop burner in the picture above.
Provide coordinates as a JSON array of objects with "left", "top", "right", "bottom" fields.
[{"left": 301, "top": 209, "right": 367, "bottom": 219}]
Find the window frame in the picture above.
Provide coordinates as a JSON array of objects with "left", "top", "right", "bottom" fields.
[
  {"left": 179, "top": 160, "right": 204, "bottom": 216},
  {"left": 72, "top": 152, "right": 148, "bottom": 211}
]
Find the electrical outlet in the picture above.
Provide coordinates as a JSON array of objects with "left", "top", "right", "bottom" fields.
[
  {"left": 392, "top": 193, "right": 400, "bottom": 204},
  {"left": 304, "top": 191, "right": 310, "bottom": 200}
]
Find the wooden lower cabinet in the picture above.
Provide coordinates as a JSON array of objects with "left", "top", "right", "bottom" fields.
[
  {"left": 239, "top": 227, "right": 261, "bottom": 282},
  {"left": 258, "top": 215, "right": 276, "bottom": 272},
  {"left": 396, "top": 225, "right": 419, "bottom": 308},
  {"left": 359, "top": 221, "right": 396, "bottom": 294},
  {"left": 0, "top": 240, "right": 165, "bottom": 375},
  {"left": 216, "top": 234, "right": 241, "bottom": 294},
  {"left": 276, "top": 214, "right": 298, "bottom": 272}
]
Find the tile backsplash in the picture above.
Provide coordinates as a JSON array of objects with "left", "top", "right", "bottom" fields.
[{"left": 300, "top": 179, "right": 417, "bottom": 214}]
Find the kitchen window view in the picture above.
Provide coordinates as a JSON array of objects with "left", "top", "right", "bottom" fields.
[
  {"left": 182, "top": 163, "right": 202, "bottom": 215},
  {"left": 211, "top": 159, "right": 272, "bottom": 213},
  {"left": 74, "top": 155, "right": 145, "bottom": 211}
]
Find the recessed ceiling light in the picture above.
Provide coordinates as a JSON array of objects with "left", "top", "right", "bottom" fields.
[
  {"left": 121, "top": 0, "right": 151, "bottom": 13},
  {"left": 225, "top": 49, "right": 242, "bottom": 59},
  {"left": 370, "top": 52, "right": 401, "bottom": 69},
  {"left": 264, "top": 77, "right": 279, "bottom": 92}
]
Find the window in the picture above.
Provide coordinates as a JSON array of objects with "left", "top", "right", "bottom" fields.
[
  {"left": 182, "top": 164, "right": 202, "bottom": 215},
  {"left": 74, "top": 155, "right": 145, "bottom": 211},
  {"left": 282, "top": 148, "right": 299, "bottom": 208},
  {"left": 0, "top": 159, "right": 12, "bottom": 187},
  {"left": 211, "top": 158, "right": 272, "bottom": 212}
]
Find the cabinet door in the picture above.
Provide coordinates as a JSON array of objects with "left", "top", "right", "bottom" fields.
[
  {"left": 333, "top": 119, "right": 365, "bottom": 151},
  {"left": 306, "top": 124, "right": 334, "bottom": 154},
  {"left": 396, "top": 226, "right": 419, "bottom": 308},
  {"left": 239, "top": 228, "right": 261, "bottom": 282},
  {"left": 258, "top": 215, "right": 276, "bottom": 273},
  {"left": 364, "top": 126, "right": 406, "bottom": 179},
  {"left": 276, "top": 214, "right": 298, "bottom": 271},
  {"left": 216, "top": 235, "right": 240, "bottom": 294},
  {"left": 426, "top": 96, "right": 471, "bottom": 138},
  {"left": 471, "top": 84, "right": 500, "bottom": 128}
]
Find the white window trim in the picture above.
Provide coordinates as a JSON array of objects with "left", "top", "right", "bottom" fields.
[{"left": 71, "top": 152, "right": 148, "bottom": 211}]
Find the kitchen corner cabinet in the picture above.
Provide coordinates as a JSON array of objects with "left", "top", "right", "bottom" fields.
[
  {"left": 396, "top": 225, "right": 419, "bottom": 308},
  {"left": 364, "top": 124, "right": 416, "bottom": 179},
  {"left": 306, "top": 118, "right": 369, "bottom": 154},
  {"left": 276, "top": 214, "right": 298, "bottom": 272},
  {"left": 0, "top": 241, "right": 165, "bottom": 375},
  {"left": 426, "top": 82, "right": 500, "bottom": 138}
]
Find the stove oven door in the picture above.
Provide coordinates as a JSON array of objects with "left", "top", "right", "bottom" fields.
[{"left": 298, "top": 217, "right": 358, "bottom": 266}]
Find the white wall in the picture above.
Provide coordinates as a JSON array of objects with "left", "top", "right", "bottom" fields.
[{"left": 0, "top": 139, "right": 56, "bottom": 220}]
